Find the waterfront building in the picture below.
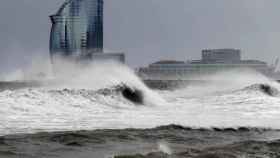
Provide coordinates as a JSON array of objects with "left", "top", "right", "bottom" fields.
[{"left": 138, "top": 49, "right": 278, "bottom": 80}]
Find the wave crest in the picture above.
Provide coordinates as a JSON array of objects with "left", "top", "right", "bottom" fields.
[{"left": 241, "top": 84, "right": 279, "bottom": 97}]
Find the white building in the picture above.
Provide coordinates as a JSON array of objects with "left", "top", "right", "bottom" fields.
[{"left": 138, "top": 49, "right": 278, "bottom": 80}]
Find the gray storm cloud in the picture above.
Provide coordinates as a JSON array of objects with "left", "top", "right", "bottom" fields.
[{"left": 0, "top": 0, "right": 280, "bottom": 73}]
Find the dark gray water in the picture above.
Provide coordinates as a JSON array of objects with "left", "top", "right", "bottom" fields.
[{"left": 1, "top": 125, "right": 280, "bottom": 158}]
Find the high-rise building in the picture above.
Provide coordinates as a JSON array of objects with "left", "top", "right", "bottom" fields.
[{"left": 50, "top": 0, "right": 104, "bottom": 58}]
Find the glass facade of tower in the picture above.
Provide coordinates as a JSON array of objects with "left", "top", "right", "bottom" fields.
[{"left": 50, "top": 0, "right": 103, "bottom": 58}]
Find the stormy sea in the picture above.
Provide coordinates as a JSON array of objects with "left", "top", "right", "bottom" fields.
[{"left": 1, "top": 62, "right": 280, "bottom": 158}]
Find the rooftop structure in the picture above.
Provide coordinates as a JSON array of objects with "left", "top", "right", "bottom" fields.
[{"left": 202, "top": 49, "right": 241, "bottom": 63}]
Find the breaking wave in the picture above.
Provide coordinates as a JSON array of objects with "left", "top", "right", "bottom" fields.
[
  {"left": 1, "top": 63, "right": 280, "bottom": 135},
  {"left": 239, "top": 83, "right": 279, "bottom": 96}
]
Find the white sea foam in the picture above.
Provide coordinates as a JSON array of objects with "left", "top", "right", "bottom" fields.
[
  {"left": 158, "top": 141, "right": 172, "bottom": 154},
  {"left": 1, "top": 64, "right": 280, "bottom": 135}
]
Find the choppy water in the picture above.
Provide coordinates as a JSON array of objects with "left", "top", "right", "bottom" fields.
[{"left": 1, "top": 63, "right": 280, "bottom": 136}]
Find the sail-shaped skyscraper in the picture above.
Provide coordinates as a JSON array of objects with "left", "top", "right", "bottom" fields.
[
  {"left": 50, "top": 0, "right": 104, "bottom": 58},
  {"left": 50, "top": 0, "right": 125, "bottom": 63}
]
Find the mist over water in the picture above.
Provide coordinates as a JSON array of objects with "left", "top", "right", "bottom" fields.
[
  {"left": 1, "top": 59, "right": 280, "bottom": 136},
  {"left": 162, "top": 71, "right": 280, "bottom": 128}
]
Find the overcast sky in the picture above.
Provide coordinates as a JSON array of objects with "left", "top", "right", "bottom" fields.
[{"left": 0, "top": 0, "right": 280, "bottom": 73}]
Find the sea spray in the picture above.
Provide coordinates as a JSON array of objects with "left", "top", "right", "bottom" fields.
[
  {"left": 1, "top": 63, "right": 280, "bottom": 135},
  {"left": 169, "top": 68, "right": 280, "bottom": 98},
  {"left": 2, "top": 55, "right": 166, "bottom": 106},
  {"left": 49, "top": 59, "right": 166, "bottom": 106},
  {"left": 157, "top": 141, "right": 172, "bottom": 155}
]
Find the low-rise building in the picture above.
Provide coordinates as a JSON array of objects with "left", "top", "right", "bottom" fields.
[{"left": 138, "top": 49, "right": 278, "bottom": 80}]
